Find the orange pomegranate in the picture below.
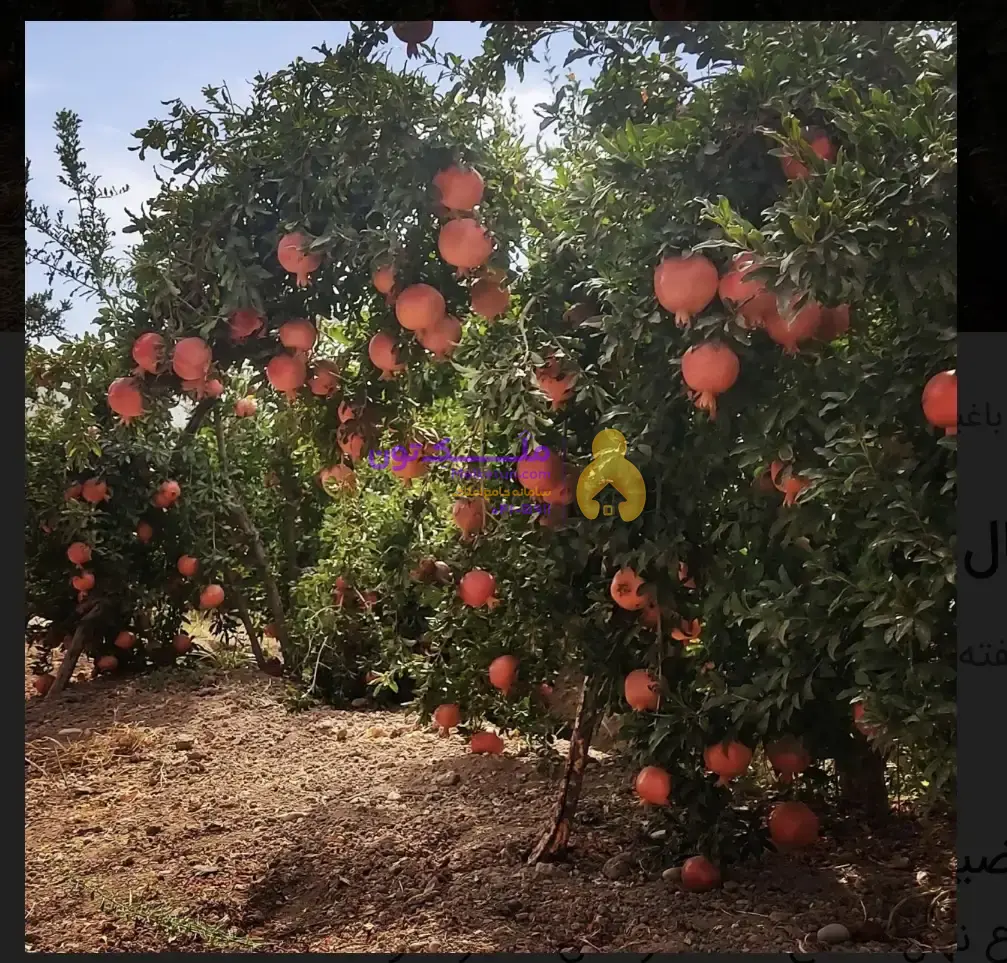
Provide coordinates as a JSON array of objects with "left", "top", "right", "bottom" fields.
[
  {"left": 763, "top": 298, "right": 822, "bottom": 354},
  {"left": 610, "top": 566, "right": 646, "bottom": 611},
  {"left": 416, "top": 314, "right": 463, "bottom": 360},
  {"left": 766, "top": 736, "right": 811, "bottom": 782},
  {"left": 768, "top": 801, "right": 820, "bottom": 848},
  {"left": 172, "top": 337, "right": 212, "bottom": 381},
  {"left": 624, "top": 669, "right": 659, "bottom": 711},
  {"left": 136, "top": 521, "right": 154, "bottom": 543},
  {"left": 82, "top": 479, "right": 110, "bottom": 504},
  {"left": 438, "top": 218, "right": 493, "bottom": 271},
  {"left": 131, "top": 332, "right": 165, "bottom": 374},
  {"left": 33, "top": 673, "right": 55, "bottom": 696},
  {"left": 470, "top": 277, "right": 510, "bottom": 319},
  {"left": 177, "top": 555, "right": 199, "bottom": 577},
  {"left": 266, "top": 353, "right": 307, "bottom": 400},
  {"left": 395, "top": 283, "right": 446, "bottom": 332},
  {"left": 393, "top": 20, "right": 433, "bottom": 57},
  {"left": 372, "top": 263, "right": 396, "bottom": 295},
  {"left": 680, "top": 341, "right": 740, "bottom": 420},
  {"left": 781, "top": 130, "right": 836, "bottom": 180},
  {"left": 433, "top": 703, "right": 461, "bottom": 735},
  {"left": 433, "top": 164, "right": 484, "bottom": 211},
  {"left": 534, "top": 359, "right": 578, "bottom": 410},
  {"left": 320, "top": 463, "right": 357, "bottom": 494},
  {"left": 173, "top": 633, "right": 193, "bottom": 654},
  {"left": 635, "top": 766, "right": 671, "bottom": 805},
  {"left": 704, "top": 741, "right": 753, "bottom": 786},
  {"left": 681, "top": 856, "right": 721, "bottom": 892},
  {"left": 107, "top": 376, "right": 146, "bottom": 425},
  {"left": 65, "top": 482, "right": 83, "bottom": 501},
  {"left": 229, "top": 307, "right": 264, "bottom": 341},
  {"left": 517, "top": 448, "right": 563, "bottom": 496},
  {"left": 204, "top": 378, "right": 224, "bottom": 399},
  {"left": 337, "top": 401, "right": 357, "bottom": 424},
  {"left": 199, "top": 584, "right": 225, "bottom": 609},
  {"left": 678, "top": 561, "right": 697, "bottom": 589},
  {"left": 278, "top": 319, "right": 317, "bottom": 354},
  {"left": 337, "top": 424, "right": 366, "bottom": 462},
  {"left": 368, "top": 332, "right": 406, "bottom": 379},
  {"left": 95, "top": 654, "right": 119, "bottom": 673},
  {"left": 922, "top": 369, "right": 957, "bottom": 435},
  {"left": 391, "top": 449, "right": 428, "bottom": 486},
  {"left": 452, "top": 496, "right": 487, "bottom": 538},
  {"left": 114, "top": 630, "right": 136, "bottom": 650},
  {"left": 72, "top": 568, "right": 94, "bottom": 597},
  {"left": 308, "top": 361, "right": 340, "bottom": 397},
  {"left": 67, "top": 542, "right": 92, "bottom": 567},
  {"left": 654, "top": 253, "right": 719, "bottom": 327},
  {"left": 770, "top": 460, "right": 809, "bottom": 507},
  {"left": 717, "top": 252, "right": 765, "bottom": 310},
  {"left": 156, "top": 479, "right": 181, "bottom": 507},
  {"left": 459, "top": 569, "right": 499, "bottom": 609},
  {"left": 671, "top": 618, "right": 702, "bottom": 643},
  {"left": 277, "top": 232, "right": 321, "bottom": 287},
  {"left": 234, "top": 397, "right": 257, "bottom": 417},
  {"left": 488, "top": 654, "right": 519, "bottom": 695},
  {"left": 470, "top": 731, "right": 505, "bottom": 754}
]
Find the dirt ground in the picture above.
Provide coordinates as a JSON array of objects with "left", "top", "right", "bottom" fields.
[{"left": 25, "top": 661, "right": 956, "bottom": 954}]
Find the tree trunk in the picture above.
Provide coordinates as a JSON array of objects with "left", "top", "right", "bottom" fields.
[
  {"left": 837, "top": 731, "right": 890, "bottom": 820},
  {"left": 528, "top": 674, "right": 602, "bottom": 864},
  {"left": 223, "top": 570, "right": 268, "bottom": 671},
  {"left": 46, "top": 606, "right": 102, "bottom": 699}
]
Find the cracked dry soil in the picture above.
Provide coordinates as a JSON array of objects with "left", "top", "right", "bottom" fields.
[{"left": 25, "top": 665, "right": 955, "bottom": 954}]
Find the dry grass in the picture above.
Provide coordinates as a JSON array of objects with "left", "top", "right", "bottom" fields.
[{"left": 25, "top": 722, "right": 160, "bottom": 785}]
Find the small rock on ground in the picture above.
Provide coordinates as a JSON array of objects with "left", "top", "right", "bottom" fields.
[{"left": 817, "top": 923, "right": 851, "bottom": 944}]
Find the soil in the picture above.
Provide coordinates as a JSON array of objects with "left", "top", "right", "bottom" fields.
[{"left": 25, "top": 661, "right": 956, "bottom": 954}]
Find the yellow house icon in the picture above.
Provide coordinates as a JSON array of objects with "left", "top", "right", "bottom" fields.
[{"left": 576, "top": 429, "right": 646, "bottom": 522}]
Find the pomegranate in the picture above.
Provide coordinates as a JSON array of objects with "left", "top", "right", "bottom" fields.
[
  {"left": 136, "top": 521, "right": 154, "bottom": 543},
  {"left": 33, "top": 673, "right": 55, "bottom": 696},
  {"left": 266, "top": 352, "right": 307, "bottom": 400},
  {"left": 71, "top": 571, "right": 95, "bottom": 598},
  {"left": 763, "top": 298, "right": 823, "bottom": 354},
  {"left": 320, "top": 464, "right": 357, "bottom": 494},
  {"left": 172, "top": 337, "right": 212, "bottom": 381},
  {"left": 640, "top": 595, "right": 661, "bottom": 628},
  {"left": 853, "top": 702, "right": 881, "bottom": 737},
  {"left": 470, "top": 731, "right": 505, "bottom": 754},
  {"left": 534, "top": 359, "right": 578, "bottom": 410},
  {"left": 671, "top": 618, "right": 701, "bottom": 643},
  {"left": 470, "top": 277, "right": 510, "bottom": 319},
  {"left": 768, "top": 801, "right": 820, "bottom": 848},
  {"left": 277, "top": 232, "right": 321, "bottom": 287},
  {"left": 433, "top": 164, "right": 484, "bottom": 211},
  {"left": 234, "top": 397, "right": 257, "bottom": 417},
  {"left": 680, "top": 341, "right": 740, "bottom": 419},
  {"left": 704, "top": 741, "right": 753, "bottom": 786},
  {"left": 65, "top": 483, "right": 83, "bottom": 500},
  {"left": 391, "top": 448, "right": 428, "bottom": 485},
  {"left": 199, "top": 584, "right": 225, "bottom": 609},
  {"left": 337, "top": 401, "right": 357, "bottom": 424},
  {"left": 624, "top": 669, "right": 659, "bottom": 711},
  {"left": 635, "top": 766, "right": 671, "bottom": 805},
  {"left": 817, "top": 304, "right": 850, "bottom": 341},
  {"left": 395, "top": 283, "right": 446, "bottom": 332},
  {"left": 717, "top": 253, "right": 765, "bottom": 310},
  {"left": 781, "top": 130, "right": 836, "bottom": 180},
  {"left": 739, "top": 290, "right": 777, "bottom": 329},
  {"left": 67, "top": 542, "right": 92, "bottom": 567},
  {"left": 681, "top": 856, "right": 721, "bottom": 892},
  {"left": 278, "top": 319, "right": 317, "bottom": 353},
  {"left": 438, "top": 218, "right": 492, "bottom": 271},
  {"left": 433, "top": 703, "right": 461, "bottom": 735},
  {"left": 229, "top": 307, "right": 264, "bottom": 341},
  {"left": 770, "top": 460, "right": 809, "bottom": 507},
  {"left": 114, "top": 630, "right": 136, "bottom": 650},
  {"left": 654, "top": 253, "right": 719, "bottom": 327},
  {"left": 610, "top": 567, "right": 646, "bottom": 611},
  {"left": 459, "top": 569, "right": 499, "bottom": 609},
  {"left": 368, "top": 332, "right": 406, "bottom": 379},
  {"left": 131, "top": 331, "right": 165, "bottom": 375},
  {"left": 81, "top": 479, "right": 110, "bottom": 504},
  {"left": 204, "top": 378, "right": 224, "bottom": 399},
  {"left": 95, "top": 654, "right": 119, "bottom": 673},
  {"left": 922, "top": 369, "right": 957, "bottom": 435},
  {"left": 337, "top": 424, "right": 365, "bottom": 461},
  {"left": 372, "top": 263, "right": 396, "bottom": 295},
  {"left": 308, "top": 361, "right": 340, "bottom": 397},
  {"left": 263, "top": 623, "right": 277, "bottom": 638},
  {"left": 173, "top": 633, "right": 193, "bottom": 654},
  {"left": 156, "top": 480, "right": 181, "bottom": 507},
  {"left": 678, "top": 561, "right": 697, "bottom": 589},
  {"left": 177, "top": 555, "right": 199, "bottom": 577},
  {"left": 488, "top": 654, "right": 519, "bottom": 695},
  {"left": 393, "top": 20, "right": 433, "bottom": 57},
  {"left": 452, "top": 497, "right": 487, "bottom": 538},
  {"left": 516, "top": 449, "right": 563, "bottom": 496},
  {"left": 766, "top": 736, "right": 811, "bottom": 782},
  {"left": 416, "top": 314, "right": 463, "bottom": 360}
]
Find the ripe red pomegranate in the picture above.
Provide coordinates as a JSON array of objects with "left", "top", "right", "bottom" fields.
[
  {"left": 534, "top": 359, "right": 578, "bottom": 410},
  {"left": 781, "top": 130, "right": 836, "bottom": 180},
  {"left": 470, "top": 277, "right": 510, "bottom": 319},
  {"left": 624, "top": 669, "right": 659, "bottom": 711},
  {"left": 391, "top": 449, "right": 428, "bottom": 486},
  {"left": 33, "top": 673, "right": 56, "bottom": 696},
  {"left": 337, "top": 401, "right": 356, "bottom": 424},
  {"left": 81, "top": 479, "right": 110, "bottom": 504},
  {"left": 922, "top": 369, "right": 957, "bottom": 435},
  {"left": 681, "top": 341, "right": 740, "bottom": 419},
  {"left": 234, "top": 397, "right": 257, "bottom": 417},
  {"left": 488, "top": 654, "right": 519, "bottom": 695},
  {"left": 635, "top": 765, "right": 671, "bottom": 805},
  {"left": 681, "top": 856, "right": 721, "bottom": 891},
  {"left": 199, "top": 584, "right": 225, "bottom": 609},
  {"left": 67, "top": 542, "right": 92, "bottom": 567},
  {"left": 470, "top": 731, "right": 505, "bottom": 754},
  {"left": 320, "top": 464, "right": 357, "bottom": 494},
  {"left": 156, "top": 479, "right": 181, "bottom": 507},
  {"left": 372, "top": 263, "right": 396, "bottom": 295},
  {"left": 173, "top": 633, "right": 193, "bottom": 654},
  {"left": 766, "top": 736, "right": 811, "bottom": 782},
  {"left": 267, "top": 353, "right": 307, "bottom": 400},
  {"left": 433, "top": 164, "right": 484, "bottom": 211},
  {"left": 671, "top": 617, "right": 702, "bottom": 643},
  {"left": 278, "top": 319, "right": 317, "bottom": 353},
  {"left": 763, "top": 298, "right": 823, "bottom": 354},
  {"left": 368, "top": 332, "right": 406, "bottom": 379},
  {"left": 229, "top": 308, "right": 264, "bottom": 341},
  {"left": 65, "top": 483, "right": 83, "bottom": 501},
  {"left": 717, "top": 253, "right": 765, "bottom": 311},
  {"left": 438, "top": 218, "right": 493, "bottom": 271},
  {"left": 114, "top": 630, "right": 136, "bottom": 650},
  {"left": 516, "top": 449, "right": 563, "bottom": 496},
  {"left": 136, "top": 521, "right": 154, "bottom": 543},
  {"left": 770, "top": 460, "right": 809, "bottom": 507},
  {"left": 277, "top": 232, "right": 321, "bottom": 287},
  {"left": 95, "top": 654, "right": 119, "bottom": 673},
  {"left": 768, "top": 801, "right": 820, "bottom": 848},
  {"left": 309, "top": 361, "right": 339, "bottom": 397},
  {"left": 451, "top": 497, "right": 487, "bottom": 538},
  {"left": 177, "top": 555, "right": 199, "bottom": 577},
  {"left": 393, "top": 20, "right": 433, "bottom": 57},
  {"left": 433, "top": 703, "right": 461, "bottom": 735},
  {"left": 131, "top": 332, "right": 165, "bottom": 374},
  {"left": 704, "top": 741, "right": 753, "bottom": 786},
  {"left": 72, "top": 571, "right": 95, "bottom": 597},
  {"left": 610, "top": 567, "right": 646, "bottom": 611},
  {"left": 678, "top": 561, "right": 697, "bottom": 589},
  {"left": 172, "top": 337, "right": 212, "bottom": 381},
  {"left": 396, "top": 283, "right": 446, "bottom": 332},
  {"left": 337, "top": 424, "right": 366, "bottom": 462},
  {"left": 416, "top": 314, "right": 463, "bottom": 360},
  {"left": 654, "top": 253, "right": 719, "bottom": 327},
  {"left": 459, "top": 569, "right": 499, "bottom": 609}
]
